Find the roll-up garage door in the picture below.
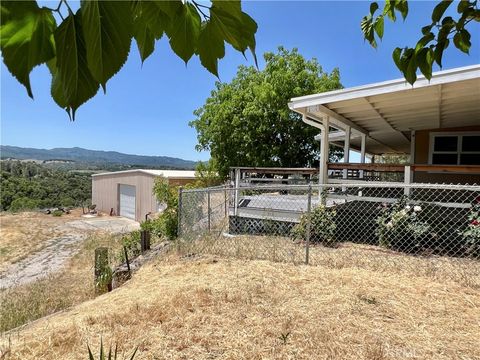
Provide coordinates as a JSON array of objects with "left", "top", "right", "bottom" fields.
[{"left": 119, "top": 184, "right": 136, "bottom": 219}]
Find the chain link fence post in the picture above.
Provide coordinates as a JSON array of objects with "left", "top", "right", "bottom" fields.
[
  {"left": 207, "top": 189, "right": 211, "bottom": 233},
  {"left": 177, "top": 186, "right": 183, "bottom": 252},
  {"left": 305, "top": 183, "right": 312, "bottom": 265}
]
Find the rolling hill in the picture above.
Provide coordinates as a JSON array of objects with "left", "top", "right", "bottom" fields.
[{"left": 0, "top": 145, "right": 197, "bottom": 169}]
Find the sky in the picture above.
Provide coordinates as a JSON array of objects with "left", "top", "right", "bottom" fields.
[{"left": 1, "top": 1, "right": 479, "bottom": 162}]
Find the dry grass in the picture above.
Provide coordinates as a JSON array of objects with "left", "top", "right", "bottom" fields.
[
  {"left": 184, "top": 234, "right": 480, "bottom": 289},
  {"left": 0, "top": 233, "right": 123, "bottom": 332},
  {"left": 0, "top": 210, "right": 84, "bottom": 271},
  {"left": 1, "top": 253, "right": 479, "bottom": 360}
]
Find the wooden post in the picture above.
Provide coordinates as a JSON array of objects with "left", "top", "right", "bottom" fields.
[
  {"left": 177, "top": 186, "right": 183, "bottom": 237},
  {"left": 343, "top": 126, "right": 351, "bottom": 180},
  {"left": 234, "top": 168, "right": 241, "bottom": 216},
  {"left": 140, "top": 230, "right": 151, "bottom": 252}
]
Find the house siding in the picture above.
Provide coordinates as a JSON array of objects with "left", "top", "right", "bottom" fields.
[{"left": 414, "top": 125, "right": 480, "bottom": 184}]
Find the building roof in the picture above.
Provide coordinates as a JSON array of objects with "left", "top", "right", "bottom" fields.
[
  {"left": 92, "top": 169, "right": 197, "bottom": 178},
  {"left": 289, "top": 64, "right": 480, "bottom": 154}
]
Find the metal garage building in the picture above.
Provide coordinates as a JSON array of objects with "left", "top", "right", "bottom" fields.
[{"left": 91, "top": 169, "right": 196, "bottom": 222}]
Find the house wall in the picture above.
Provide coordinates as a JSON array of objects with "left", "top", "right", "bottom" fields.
[
  {"left": 414, "top": 125, "right": 480, "bottom": 184},
  {"left": 92, "top": 173, "right": 196, "bottom": 222}
]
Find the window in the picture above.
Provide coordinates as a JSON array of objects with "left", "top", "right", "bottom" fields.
[{"left": 429, "top": 132, "right": 480, "bottom": 165}]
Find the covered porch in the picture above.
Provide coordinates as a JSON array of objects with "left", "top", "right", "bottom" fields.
[{"left": 288, "top": 65, "right": 480, "bottom": 186}]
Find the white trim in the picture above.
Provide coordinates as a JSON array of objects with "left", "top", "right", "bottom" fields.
[
  {"left": 288, "top": 64, "right": 480, "bottom": 109},
  {"left": 428, "top": 131, "right": 480, "bottom": 165},
  {"left": 92, "top": 169, "right": 196, "bottom": 178}
]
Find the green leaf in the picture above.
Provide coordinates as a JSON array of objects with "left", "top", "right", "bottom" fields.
[
  {"left": 415, "top": 32, "right": 434, "bottom": 52},
  {"left": 421, "top": 24, "right": 434, "bottom": 35},
  {"left": 453, "top": 29, "right": 471, "bottom": 53},
  {"left": 197, "top": 20, "right": 225, "bottom": 77},
  {"left": 392, "top": 47, "right": 403, "bottom": 71},
  {"left": 374, "top": 16, "right": 384, "bottom": 39},
  {"left": 81, "top": 0, "right": 132, "bottom": 92},
  {"left": 210, "top": 4, "right": 254, "bottom": 53},
  {"left": 0, "top": 1, "right": 56, "bottom": 98},
  {"left": 405, "top": 54, "right": 417, "bottom": 85},
  {"left": 213, "top": 0, "right": 242, "bottom": 20},
  {"left": 434, "top": 39, "right": 450, "bottom": 67},
  {"left": 395, "top": 0, "right": 409, "bottom": 20},
  {"left": 168, "top": 2, "right": 201, "bottom": 63},
  {"left": 53, "top": 12, "right": 100, "bottom": 120},
  {"left": 135, "top": 1, "right": 170, "bottom": 40},
  {"left": 457, "top": 0, "right": 470, "bottom": 14},
  {"left": 383, "top": 0, "right": 396, "bottom": 21},
  {"left": 132, "top": 2, "right": 155, "bottom": 63},
  {"left": 432, "top": 1, "right": 453, "bottom": 23},
  {"left": 370, "top": 2, "right": 379, "bottom": 15},
  {"left": 416, "top": 48, "right": 433, "bottom": 80}
]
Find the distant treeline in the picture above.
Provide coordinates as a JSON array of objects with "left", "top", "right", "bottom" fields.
[{"left": 0, "top": 161, "right": 92, "bottom": 211}]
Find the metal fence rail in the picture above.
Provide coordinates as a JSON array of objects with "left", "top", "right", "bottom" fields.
[{"left": 178, "top": 183, "right": 480, "bottom": 288}]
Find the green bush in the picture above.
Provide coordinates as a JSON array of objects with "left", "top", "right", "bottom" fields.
[
  {"left": 291, "top": 205, "right": 337, "bottom": 247},
  {"left": 52, "top": 209, "right": 63, "bottom": 217},
  {"left": 376, "top": 197, "right": 430, "bottom": 253},
  {"left": 460, "top": 198, "right": 480, "bottom": 256},
  {"left": 9, "top": 197, "right": 39, "bottom": 212},
  {"left": 121, "top": 230, "right": 141, "bottom": 259}
]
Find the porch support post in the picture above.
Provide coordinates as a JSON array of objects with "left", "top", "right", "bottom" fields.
[
  {"left": 234, "top": 168, "right": 241, "bottom": 216},
  {"left": 319, "top": 116, "right": 330, "bottom": 203},
  {"left": 343, "top": 126, "right": 351, "bottom": 180},
  {"left": 360, "top": 133, "right": 366, "bottom": 179},
  {"left": 404, "top": 165, "right": 413, "bottom": 196}
]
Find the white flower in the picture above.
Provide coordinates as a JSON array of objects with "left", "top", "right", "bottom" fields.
[
  {"left": 405, "top": 205, "right": 411, "bottom": 211},
  {"left": 413, "top": 205, "right": 422, "bottom": 212},
  {"left": 386, "top": 221, "right": 393, "bottom": 229}
]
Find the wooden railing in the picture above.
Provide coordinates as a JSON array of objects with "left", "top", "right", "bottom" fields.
[{"left": 328, "top": 163, "right": 480, "bottom": 174}]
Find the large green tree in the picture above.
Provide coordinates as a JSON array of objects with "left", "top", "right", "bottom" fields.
[
  {"left": 0, "top": 0, "right": 257, "bottom": 119},
  {"left": 190, "top": 47, "right": 343, "bottom": 179},
  {"left": 361, "top": 0, "right": 479, "bottom": 84}
]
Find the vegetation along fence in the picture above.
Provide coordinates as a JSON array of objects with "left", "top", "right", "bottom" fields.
[{"left": 177, "top": 183, "right": 480, "bottom": 288}]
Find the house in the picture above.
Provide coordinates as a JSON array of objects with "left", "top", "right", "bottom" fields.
[
  {"left": 287, "top": 64, "right": 480, "bottom": 185},
  {"left": 92, "top": 169, "right": 196, "bottom": 221}
]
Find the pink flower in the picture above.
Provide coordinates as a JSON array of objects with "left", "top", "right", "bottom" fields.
[{"left": 471, "top": 219, "right": 480, "bottom": 226}]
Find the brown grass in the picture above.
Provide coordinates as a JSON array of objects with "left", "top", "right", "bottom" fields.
[
  {"left": 184, "top": 234, "right": 480, "bottom": 289},
  {"left": 0, "top": 210, "right": 85, "bottom": 271},
  {"left": 0, "top": 233, "right": 123, "bottom": 332},
  {"left": 2, "top": 253, "right": 479, "bottom": 360}
]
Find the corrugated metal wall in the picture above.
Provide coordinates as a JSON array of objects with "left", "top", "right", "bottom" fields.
[
  {"left": 92, "top": 171, "right": 158, "bottom": 222},
  {"left": 92, "top": 172, "right": 197, "bottom": 222}
]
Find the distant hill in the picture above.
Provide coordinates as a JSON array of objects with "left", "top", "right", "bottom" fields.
[{"left": 0, "top": 145, "right": 197, "bottom": 169}]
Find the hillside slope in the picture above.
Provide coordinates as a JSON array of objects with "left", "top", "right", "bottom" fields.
[
  {"left": 0, "top": 145, "right": 196, "bottom": 169},
  {"left": 2, "top": 255, "right": 479, "bottom": 360}
]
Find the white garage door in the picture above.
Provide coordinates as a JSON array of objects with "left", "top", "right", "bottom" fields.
[{"left": 119, "top": 184, "right": 136, "bottom": 219}]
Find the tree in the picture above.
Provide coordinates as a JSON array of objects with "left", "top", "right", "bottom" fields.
[
  {"left": 0, "top": 0, "right": 257, "bottom": 119},
  {"left": 190, "top": 47, "right": 343, "bottom": 179},
  {"left": 361, "top": 0, "right": 479, "bottom": 84}
]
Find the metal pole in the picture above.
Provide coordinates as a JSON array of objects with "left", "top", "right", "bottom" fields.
[
  {"left": 207, "top": 189, "right": 211, "bottom": 233},
  {"left": 177, "top": 186, "right": 183, "bottom": 237},
  {"left": 305, "top": 184, "right": 312, "bottom": 265}
]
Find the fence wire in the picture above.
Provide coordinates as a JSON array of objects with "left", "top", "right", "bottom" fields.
[{"left": 178, "top": 183, "right": 480, "bottom": 287}]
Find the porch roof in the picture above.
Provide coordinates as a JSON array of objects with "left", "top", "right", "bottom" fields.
[{"left": 288, "top": 65, "right": 480, "bottom": 154}]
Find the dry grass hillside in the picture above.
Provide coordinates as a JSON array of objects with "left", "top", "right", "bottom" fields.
[{"left": 1, "top": 254, "right": 479, "bottom": 360}]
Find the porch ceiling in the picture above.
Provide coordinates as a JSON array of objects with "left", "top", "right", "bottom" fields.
[{"left": 289, "top": 65, "right": 480, "bottom": 155}]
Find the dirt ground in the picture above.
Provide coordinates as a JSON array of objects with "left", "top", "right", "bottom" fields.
[
  {"left": 1, "top": 254, "right": 479, "bottom": 360},
  {"left": 0, "top": 210, "right": 85, "bottom": 272},
  {"left": 0, "top": 211, "right": 139, "bottom": 288}
]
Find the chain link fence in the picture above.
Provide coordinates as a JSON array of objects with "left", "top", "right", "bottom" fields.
[{"left": 178, "top": 183, "right": 480, "bottom": 287}]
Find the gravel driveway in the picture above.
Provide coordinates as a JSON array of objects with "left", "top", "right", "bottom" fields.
[{"left": 0, "top": 217, "right": 139, "bottom": 289}]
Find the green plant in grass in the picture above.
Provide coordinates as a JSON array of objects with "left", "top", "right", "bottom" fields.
[
  {"left": 88, "top": 340, "right": 137, "bottom": 360},
  {"left": 52, "top": 209, "right": 63, "bottom": 217}
]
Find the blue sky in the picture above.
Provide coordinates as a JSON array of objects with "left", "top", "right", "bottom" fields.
[{"left": 1, "top": 1, "right": 479, "bottom": 161}]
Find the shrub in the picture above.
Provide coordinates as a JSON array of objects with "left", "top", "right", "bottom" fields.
[
  {"left": 460, "top": 197, "right": 480, "bottom": 256},
  {"left": 121, "top": 230, "right": 142, "bottom": 259},
  {"left": 9, "top": 197, "right": 39, "bottom": 212},
  {"left": 376, "top": 197, "right": 431, "bottom": 253},
  {"left": 52, "top": 209, "right": 63, "bottom": 217},
  {"left": 88, "top": 340, "right": 137, "bottom": 360},
  {"left": 291, "top": 205, "right": 337, "bottom": 247}
]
